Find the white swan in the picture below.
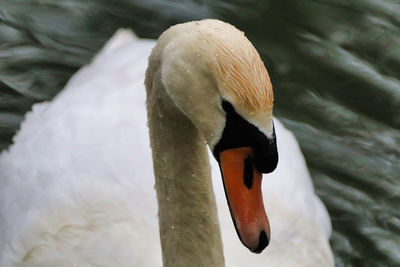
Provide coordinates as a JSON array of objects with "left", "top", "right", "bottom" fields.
[{"left": 0, "top": 20, "right": 334, "bottom": 266}]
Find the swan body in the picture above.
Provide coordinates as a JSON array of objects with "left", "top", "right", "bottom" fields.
[{"left": 0, "top": 21, "right": 334, "bottom": 266}]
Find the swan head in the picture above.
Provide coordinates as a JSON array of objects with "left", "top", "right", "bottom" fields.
[{"left": 157, "top": 19, "right": 277, "bottom": 253}]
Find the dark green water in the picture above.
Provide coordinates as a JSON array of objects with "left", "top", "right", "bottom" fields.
[{"left": 1, "top": 1, "right": 399, "bottom": 266}]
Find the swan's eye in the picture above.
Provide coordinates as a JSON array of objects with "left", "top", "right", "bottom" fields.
[{"left": 221, "top": 100, "right": 235, "bottom": 113}]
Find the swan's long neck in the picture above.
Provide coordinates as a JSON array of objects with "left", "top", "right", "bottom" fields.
[{"left": 146, "top": 74, "right": 225, "bottom": 267}]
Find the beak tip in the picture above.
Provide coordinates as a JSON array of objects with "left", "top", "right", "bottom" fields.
[{"left": 250, "top": 230, "right": 269, "bottom": 254}]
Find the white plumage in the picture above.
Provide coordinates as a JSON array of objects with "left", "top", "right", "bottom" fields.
[{"left": 0, "top": 29, "right": 334, "bottom": 266}]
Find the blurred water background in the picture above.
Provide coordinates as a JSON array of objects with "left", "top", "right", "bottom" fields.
[{"left": 0, "top": 0, "right": 399, "bottom": 266}]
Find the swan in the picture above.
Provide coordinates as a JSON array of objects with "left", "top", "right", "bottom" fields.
[{"left": 0, "top": 20, "right": 334, "bottom": 266}]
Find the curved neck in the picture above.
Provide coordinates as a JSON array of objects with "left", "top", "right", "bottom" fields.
[{"left": 146, "top": 76, "right": 225, "bottom": 267}]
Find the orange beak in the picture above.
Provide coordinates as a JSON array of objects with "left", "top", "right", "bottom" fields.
[{"left": 219, "top": 147, "right": 270, "bottom": 253}]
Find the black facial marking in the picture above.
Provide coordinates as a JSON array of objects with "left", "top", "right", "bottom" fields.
[
  {"left": 214, "top": 100, "right": 278, "bottom": 174},
  {"left": 243, "top": 157, "right": 254, "bottom": 189}
]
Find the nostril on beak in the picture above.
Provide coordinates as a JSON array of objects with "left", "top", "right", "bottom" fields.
[{"left": 252, "top": 230, "right": 269, "bottom": 253}]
